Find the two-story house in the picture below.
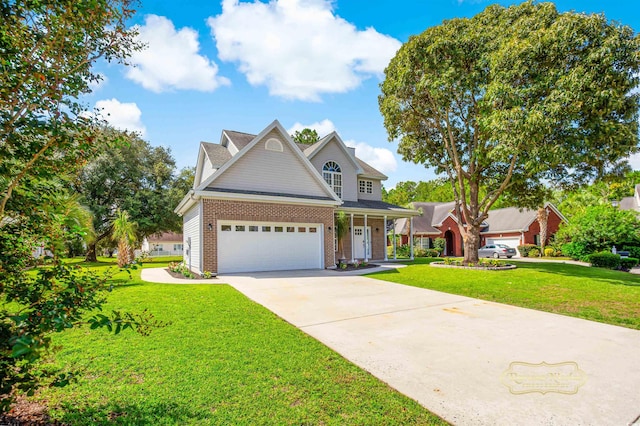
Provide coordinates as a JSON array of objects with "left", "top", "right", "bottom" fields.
[{"left": 174, "top": 120, "right": 418, "bottom": 274}]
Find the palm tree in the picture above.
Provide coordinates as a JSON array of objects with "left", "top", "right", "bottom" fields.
[
  {"left": 537, "top": 206, "right": 549, "bottom": 255},
  {"left": 335, "top": 211, "right": 350, "bottom": 264},
  {"left": 112, "top": 209, "right": 137, "bottom": 267}
]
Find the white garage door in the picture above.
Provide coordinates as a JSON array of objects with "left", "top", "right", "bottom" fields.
[
  {"left": 218, "top": 221, "right": 323, "bottom": 273},
  {"left": 486, "top": 237, "right": 522, "bottom": 255}
]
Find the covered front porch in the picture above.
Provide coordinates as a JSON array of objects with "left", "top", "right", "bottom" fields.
[{"left": 335, "top": 200, "right": 420, "bottom": 265}]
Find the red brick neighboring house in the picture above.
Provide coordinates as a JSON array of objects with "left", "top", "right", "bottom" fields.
[{"left": 394, "top": 202, "right": 566, "bottom": 256}]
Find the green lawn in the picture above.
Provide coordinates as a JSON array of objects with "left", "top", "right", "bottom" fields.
[
  {"left": 36, "top": 259, "right": 445, "bottom": 425},
  {"left": 369, "top": 258, "right": 640, "bottom": 329}
]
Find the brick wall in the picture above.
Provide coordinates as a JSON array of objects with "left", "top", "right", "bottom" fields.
[
  {"left": 336, "top": 217, "right": 385, "bottom": 261},
  {"left": 201, "top": 199, "right": 334, "bottom": 273}
]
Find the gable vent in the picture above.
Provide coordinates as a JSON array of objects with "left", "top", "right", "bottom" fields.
[{"left": 265, "top": 138, "right": 283, "bottom": 152}]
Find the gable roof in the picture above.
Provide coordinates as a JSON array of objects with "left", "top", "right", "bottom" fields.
[
  {"left": 305, "top": 132, "right": 363, "bottom": 173},
  {"left": 202, "top": 142, "right": 232, "bottom": 169},
  {"left": 197, "top": 120, "right": 341, "bottom": 203},
  {"left": 619, "top": 184, "right": 640, "bottom": 211},
  {"left": 393, "top": 201, "right": 456, "bottom": 235},
  {"left": 223, "top": 130, "right": 255, "bottom": 150}
]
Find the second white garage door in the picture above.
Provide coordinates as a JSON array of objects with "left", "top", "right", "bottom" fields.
[{"left": 217, "top": 221, "right": 324, "bottom": 273}]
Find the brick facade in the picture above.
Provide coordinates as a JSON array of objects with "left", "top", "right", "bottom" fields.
[
  {"left": 336, "top": 217, "right": 386, "bottom": 261},
  {"left": 201, "top": 199, "right": 335, "bottom": 273}
]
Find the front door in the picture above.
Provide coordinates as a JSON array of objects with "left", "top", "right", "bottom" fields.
[{"left": 354, "top": 226, "right": 371, "bottom": 259}]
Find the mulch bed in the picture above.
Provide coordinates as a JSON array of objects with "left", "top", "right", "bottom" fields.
[
  {"left": 165, "top": 268, "right": 215, "bottom": 280},
  {"left": 0, "top": 397, "right": 59, "bottom": 426},
  {"left": 332, "top": 263, "right": 379, "bottom": 272}
]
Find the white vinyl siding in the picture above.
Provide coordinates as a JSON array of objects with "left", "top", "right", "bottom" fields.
[
  {"left": 183, "top": 204, "right": 201, "bottom": 273},
  {"left": 357, "top": 178, "right": 382, "bottom": 201},
  {"left": 211, "top": 130, "right": 328, "bottom": 198},
  {"left": 309, "top": 139, "right": 358, "bottom": 201},
  {"left": 200, "top": 155, "right": 215, "bottom": 186}
]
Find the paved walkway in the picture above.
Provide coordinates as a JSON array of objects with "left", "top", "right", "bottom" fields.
[{"left": 142, "top": 266, "right": 640, "bottom": 425}]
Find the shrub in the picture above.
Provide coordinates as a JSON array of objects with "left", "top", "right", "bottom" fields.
[
  {"left": 433, "top": 238, "right": 446, "bottom": 254},
  {"left": 622, "top": 245, "right": 640, "bottom": 260},
  {"left": 425, "top": 249, "right": 440, "bottom": 257},
  {"left": 517, "top": 244, "right": 539, "bottom": 257},
  {"left": 414, "top": 247, "right": 427, "bottom": 257},
  {"left": 528, "top": 248, "right": 541, "bottom": 257},
  {"left": 544, "top": 248, "right": 555, "bottom": 257},
  {"left": 587, "top": 252, "right": 621, "bottom": 269},
  {"left": 620, "top": 257, "right": 639, "bottom": 270},
  {"left": 561, "top": 242, "right": 589, "bottom": 260}
]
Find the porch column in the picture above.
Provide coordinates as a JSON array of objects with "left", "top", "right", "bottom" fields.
[
  {"left": 364, "top": 213, "right": 369, "bottom": 262},
  {"left": 350, "top": 213, "right": 355, "bottom": 263},
  {"left": 393, "top": 218, "right": 397, "bottom": 260},
  {"left": 384, "top": 215, "right": 388, "bottom": 261},
  {"left": 409, "top": 216, "right": 415, "bottom": 260}
]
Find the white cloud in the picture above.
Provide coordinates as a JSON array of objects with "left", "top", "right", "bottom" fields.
[
  {"left": 345, "top": 140, "right": 398, "bottom": 175},
  {"left": 94, "top": 98, "right": 146, "bottom": 136},
  {"left": 288, "top": 119, "right": 336, "bottom": 137},
  {"left": 126, "top": 15, "right": 229, "bottom": 92},
  {"left": 208, "top": 0, "right": 401, "bottom": 101}
]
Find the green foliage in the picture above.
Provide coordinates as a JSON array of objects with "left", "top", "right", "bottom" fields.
[
  {"left": 0, "top": 0, "right": 147, "bottom": 413},
  {"left": 379, "top": 1, "right": 640, "bottom": 263},
  {"left": 555, "top": 205, "right": 640, "bottom": 257},
  {"left": 528, "top": 248, "right": 541, "bottom": 258},
  {"left": 111, "top": 209, "right": 137, "bottom": 268},
  {"left": 424, "top": 248, "right": 440, "bottom": 257},
  {"left": 561, "top": 242, "right": 589, "bottom": 261},
  {"left": 622, "top": 245, "right": 640, "bottom": 260},
  {"left": 517, "top": 244, "right": 539, "bottom": 258},
  {"left": 413, "top": 247, "right": 427, "bottom": 257},
  {"left": 587, "top": 252, "right": 621, "bottom": 269},
  {"left": 291, "top": 128, "right": 320, "bottom": 145},
  {"left": 620, "top": 258, "right": 639, "bottom": 270},
  {"left": 433, "top": 238, "right": 446, "bottom": 254}
]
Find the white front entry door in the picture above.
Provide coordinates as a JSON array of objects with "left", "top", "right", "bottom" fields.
[
  {"left": 354, "top": 226, "right": 371, "bottom": 259},
  {"left": 217, "top": 221, "right": 323, "bottom": 273}
]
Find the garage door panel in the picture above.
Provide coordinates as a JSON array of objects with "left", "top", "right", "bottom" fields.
[
  {"left": 486, "top": 237, "right": 521, "bottom": 256},
  {"left": 218, "top": 221, "right": 323, "bottom": 273}
]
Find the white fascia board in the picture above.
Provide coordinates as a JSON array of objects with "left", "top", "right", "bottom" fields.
[
  {"left": 174, "top": 190, "right": 197, "bottom": 216},
  {"left": 192, "top": 144, "right": 208, "bottom": 189},
  {"left": 306, "top": 132, "right": 363, "bottom": 174},
  {"left": 193, "top": 190, "right": 341, "bottom": 207},
  {"left": 358, "top": 173, "right": 388, "bottom": 180}
]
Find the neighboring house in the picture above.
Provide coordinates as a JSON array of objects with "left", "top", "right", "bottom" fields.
[
  {"left": 174, "top": 120, "right": 418, "bottom": 274},
  {"left": 619, "top": 184, "right": 640, "bottom": 212},
  {"left": 394, "top": 202, "right": 566, "bottom": 256},
  {"left": 141, "top": 232, "right": 184, "bottom": 256}
]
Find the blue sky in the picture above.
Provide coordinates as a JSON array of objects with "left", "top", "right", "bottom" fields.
[{"left": 87, "top": 0, "right": 640, "bottom": 189}]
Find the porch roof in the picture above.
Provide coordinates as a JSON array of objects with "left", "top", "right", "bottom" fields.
[{"left": 338, "top": 200, "right": 420, "bottom": 218}]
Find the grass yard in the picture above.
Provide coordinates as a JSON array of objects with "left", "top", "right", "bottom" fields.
[
  {"left": 369, "top": 258, "right": 640, "bottom": 329},
  {"left": 34, "top": 259, "right": 445, "bottom": 425}
]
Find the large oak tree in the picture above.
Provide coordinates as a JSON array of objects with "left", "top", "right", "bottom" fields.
[{"left": 379, "top": 1, "right": 640, "bottom": 263}]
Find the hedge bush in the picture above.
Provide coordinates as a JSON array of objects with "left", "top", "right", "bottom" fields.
[
  {"left": 517, "top": 244, "right": 539, "bottom": 257},
  {"left": 622, "top": 245, "right": 640, "bottom": 260},
  {"left": 543, "top": 248, "right": 555, "bottom": 257},
  {"left": 620, "top": 257, "right": 639, "bottom": 270},
  {"left": 587, "top": 252, "right": 621, "bottom": 269},
  {"left": 528, "top": 248, "right": 541, "bottom": 257},
  {"left": 561, "top": 241, "right": 589, "bottom": 260}
]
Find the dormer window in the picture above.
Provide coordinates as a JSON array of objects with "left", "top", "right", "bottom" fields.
[
  {"left": 359, "top": 179, "right": 373, "bottom": 194},
  {"left": 322, "top": 161, "right": 342, "bottom": 198}
]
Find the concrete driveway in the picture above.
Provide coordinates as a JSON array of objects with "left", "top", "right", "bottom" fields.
[{"left": 220, "top": 269, "right": 640, "bottom": 426}]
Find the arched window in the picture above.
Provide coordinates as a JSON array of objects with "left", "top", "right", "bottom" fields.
[
  {"left": 265, "top": 138, "right": 283, "bottom": 152},
  {"left": 322, "top": 161, "right": 342, "bottom": 198}
]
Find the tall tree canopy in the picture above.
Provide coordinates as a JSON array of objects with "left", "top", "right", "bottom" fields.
[
  {"left": 0, "top": 0, "right": 145, "bottom": 412},
  {"left": 291, "top": 128, "right": 320, "bottom": 145},
  {"left": 76, "top": 129, "right": 183, "bottom": 261},
  {"left": 379, "top": 1, "right": 640, "bottom": 263}
]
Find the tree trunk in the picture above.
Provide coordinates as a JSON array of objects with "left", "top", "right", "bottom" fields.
[
  {"left": 537, "top": 207, "right": 549, "bottom": 252},
  {"left": 462, "top": 224, "right": 481, "bottom": 264},
  {"left": 85, "top": 242, "right": 97, "bottom": 262}
]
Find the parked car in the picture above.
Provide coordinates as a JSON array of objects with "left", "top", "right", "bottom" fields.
[{"left": 478, "top": 244, "right": 516, "bottom": 259}]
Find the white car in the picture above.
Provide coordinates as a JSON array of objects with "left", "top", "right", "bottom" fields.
[{"left": 478, "top": 244, "right": 516, "bottom": 259}]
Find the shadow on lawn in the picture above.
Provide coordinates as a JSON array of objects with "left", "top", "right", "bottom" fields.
[
  {"left": 50, "top": 401, "right": 216, "bottom": 426},
  {"left": 511, "top": 261, "right": 640, "bottom": 287}
]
